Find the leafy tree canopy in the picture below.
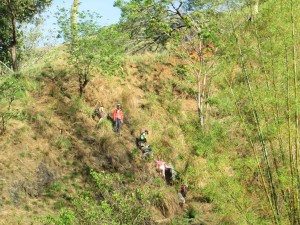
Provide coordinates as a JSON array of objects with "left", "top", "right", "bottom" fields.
[
  {"left": 114, "top": 0, "right": 221, "bottom": 52},
  {"left": 0, "top": 0, "right": 53, "bottom": 70}
]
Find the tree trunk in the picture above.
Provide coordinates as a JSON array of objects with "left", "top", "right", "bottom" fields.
[
  {"left": 10, "top": 13, "right": 18, "bottom": 71},
  {"left": 79, "top": 72, "right": 88, "bottom": 97},
  {"left": 197, "top": 71, "right": 204, "bottom": 127},
  {"left": 197, "top": 63, "right": 205, "bottom": 127},
  {"left": 251, "top": 0, "right": 259, "bottom": 21},
  {"left": 0, "top": 115, "right": 5, "bottom": 134},
  {"left": 10, "top": 45, "right": 18, "bottom": 71},
  {"left": 197, "top": 41, "right": 205, "bottom": 127},
  {"left": 201, "top": 67, "right": 208, "bottom": 126},
  {"left": 71, "top": 0, "right": 80, "bottom": 44},
  {"left": 253, "top": 0, "right": 259, "bottom": 15}
]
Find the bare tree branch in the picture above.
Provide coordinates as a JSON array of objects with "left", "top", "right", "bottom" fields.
[{"left": 0, "top": 60, "right": 13, "bottom": 73}]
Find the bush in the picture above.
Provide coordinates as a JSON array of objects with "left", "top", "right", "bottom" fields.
[
  {"left": 44, "top": 170, "right": 151, "bottom": 225},
  {"left": 42, "top": 208, "right": 75, "bottom": 225},
  {"left": 52, "top": 136, "right": 72, "bottom": 151},
  {"left": 173, "top": 64, "right": 189, "bottom": 78}
]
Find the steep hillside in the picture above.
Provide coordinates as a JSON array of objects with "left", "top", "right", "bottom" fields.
[
  {"left": 0, "top": 51, "right": 215, "bottom": 224},
  {"left": 2, "top": 0, "right": 300, "bottom": 224}
]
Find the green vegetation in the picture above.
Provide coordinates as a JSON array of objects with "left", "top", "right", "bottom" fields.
[
  {"left": 0, "top": 75, "right": 26, "bottom": 133},
  {"left": 0, "top": 0, "right": 53, "bottom": 71},
  {"left": 1, "top": 0, "right": 300, "bottom": 224},
  {"left": 43, "top": 170, "right": 151, "bottom": 225}
]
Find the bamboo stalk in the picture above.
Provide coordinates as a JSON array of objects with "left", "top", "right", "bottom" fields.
[
  {"left": 249, "top": 48, "right": 289, "bottom": 215},
  {"left": 225, "top": 74, "right": 279, "bottom": 225},
  {"left": 239, "top": 7, "right": 286, "bottom": 189},
  {"left": 252, "top": 21, "right": 286, "bottom": 165},
  {"left": 214, "top": 158, "right": 255, "bottom": 225},
  {"left": 284, "top": 31, "right": 296, "bottom": 225},
  {"left": 268, "top": 37, "right": 286, "bottom": 164},
  {"left": 227, "top": 1, "right": 280, "bottom": 222},
  {"left": 289, "top": 0, "right": 300, "bottom": 222}
]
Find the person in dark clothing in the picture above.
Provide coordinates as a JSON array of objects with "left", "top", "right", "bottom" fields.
[{"left": 165, "top": 165, "right": 177, "bottom": 185}]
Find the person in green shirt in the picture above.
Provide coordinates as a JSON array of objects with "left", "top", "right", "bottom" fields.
[{"left": 138, "top": 130, "right": 149, "bottom": 147}]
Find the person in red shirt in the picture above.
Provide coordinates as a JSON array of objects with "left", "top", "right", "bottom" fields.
[{"left": 113, "top": 103, "right": 124, "bottom": 133}]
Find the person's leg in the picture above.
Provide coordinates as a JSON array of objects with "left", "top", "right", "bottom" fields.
[
  {"left": 114, "top": 120, "right": 118, "bottom": 132},
  {"left": 160, "top": 166, "right": 165, "bottom": 177},
  {"left": 117, "top": 119, "right": 121, "bottom": 132},
  {"left": 178, "top": 193, "right": 185, "bottom": 204}
]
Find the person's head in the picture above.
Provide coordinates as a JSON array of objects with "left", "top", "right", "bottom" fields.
[
  {"left": 145, "top": 130, "right": 149, "bottom": 134},
  {"left": 117, "top": 103, "right": 121, "bottom": 109}
]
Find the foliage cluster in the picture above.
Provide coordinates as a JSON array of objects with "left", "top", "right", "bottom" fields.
[
  {"left": 0, "top": 0, "right": 53, "bottom": 71},
  {"left": 0, "top": 75, "right": 26, "bottom": 133},
  {"left": 56, "top": 8, "right": 126, "bottom": 96},
  {"left": 203, "top": 0, "right": 300, "bottom": 224},
  {"left": 43, "top": 169, "right": 151, "bottom": 225}
]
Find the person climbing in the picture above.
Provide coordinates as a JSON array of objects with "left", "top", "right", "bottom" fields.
[
  {"left": 165, "top": 165, "right": 177, "bottom": 184},
  {"left": 113, "top": 103, "right": 124, "bottom": 133},
  {"left": 138, "top": 130, "right": 149, "bottom": 148},
  {"left": 180, "top": 184, "right": 188, "bottom": 198},
  {"left": 141, "top": 144, "right": 153, "bottom": 158},
  {"left": 155, "top": 160, "right": 167, "bottom": 177},
  {"left": 178, "top": 184, "right": 188, "bottom": 206},
  {"left": 93, "top": 104, "right": 107, "bottom": 127}
]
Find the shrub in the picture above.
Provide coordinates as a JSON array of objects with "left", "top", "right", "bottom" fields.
[
  {"left": 173, "top": 63, "right": 189, "bottom": 78},
  {"left": 44, "top": 170, "right": 151, "bottom": 225},
  {"left": 42, "top": 208, "right": 75, "bottom": 225},
  {"left": 52, "top": 136, "right": 72, "bottom": 151}
]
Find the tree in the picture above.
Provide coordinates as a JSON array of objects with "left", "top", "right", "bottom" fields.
[
  {"left": 57, "top": 7, "right": 126, "bottom": 97},
  {"left": 114, "top": 0, "right": 189, "bottom": 52},
  {"left": 0, "top": 0, "right": 53, "bottom": 71},
  {"left": 19, "top": 18, "right": 58, "bottom": 69},
  {"left": 115, "top": 0, "right": 220, "bottom": 126}
]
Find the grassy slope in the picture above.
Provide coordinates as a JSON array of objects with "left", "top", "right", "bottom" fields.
[{"left": 0, "top": 50, "right": 215, "bottom": 224}]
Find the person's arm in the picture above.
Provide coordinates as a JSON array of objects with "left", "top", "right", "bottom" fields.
[
  {"left": 113, "top": 109, "right": 116, "bottom": 121},
  {"left": 120, "top": 110, "right": 124, "bottom": 122}
]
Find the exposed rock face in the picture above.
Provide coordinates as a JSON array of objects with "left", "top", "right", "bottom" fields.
[
  {"left": 10, "top": 181, "right": 23, "bottom": 204},
  {"left": 9, "top": 162, "right": 57, "bottom": 201},
  {"left": 36, "top": 162, "right": 55, "bottom": 194}
]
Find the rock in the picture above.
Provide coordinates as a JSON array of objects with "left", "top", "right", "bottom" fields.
[
  {"left": 37, "top": 162, "right": 55, "bottom": 194},
  {"left": 10, "top": 181, "right": 23, "bottom": 204},
  {"left": 23, "top": 183, "right": 38, "bottom": 197}
]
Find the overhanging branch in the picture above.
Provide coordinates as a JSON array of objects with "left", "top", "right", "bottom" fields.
[{"left": 0, "top": 60, "right": 13, "bottom": 73}]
